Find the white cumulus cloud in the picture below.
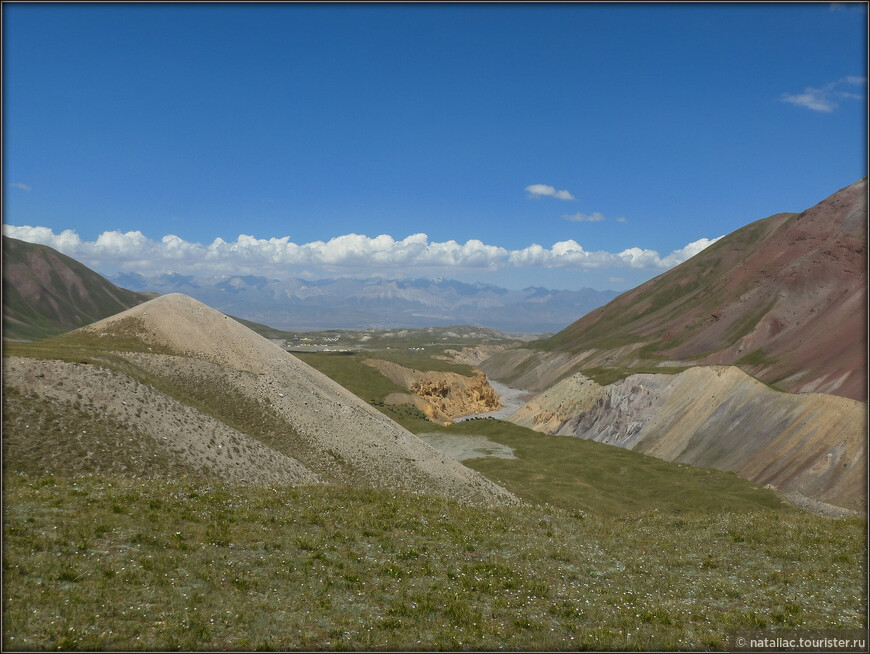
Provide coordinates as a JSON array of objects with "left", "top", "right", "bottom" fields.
[
  {"left": 2, "top": 224, "right": 721, "bottom": 278},
  {"left": 507, "top": 236, "right": 723, "bottom": 270},
  {"left": 563, "top": 211, "right": 606, "bottom": 222},
  {"left": 781, "top": 76, "right": 866, "bottom": 112},
  {"left": 659, "top": 236, "right": 723, "bottom": 267},
  {"left": 525, "top": 184, "right": 575, "bottom": 200}
]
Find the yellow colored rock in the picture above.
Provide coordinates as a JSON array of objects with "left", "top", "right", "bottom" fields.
[{"left": 365, "top": 359, "right": 502, "bottom": 422}]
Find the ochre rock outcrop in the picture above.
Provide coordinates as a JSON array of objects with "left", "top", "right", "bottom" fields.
[{"left": 365, "top": 359, "right": 502, "bottom": 422}]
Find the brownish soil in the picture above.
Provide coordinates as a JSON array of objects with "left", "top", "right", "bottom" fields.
[{"left": 2, "top": 236, "right": 150, "bottom": 340}]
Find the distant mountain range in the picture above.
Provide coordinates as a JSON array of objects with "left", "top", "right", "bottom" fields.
[
  {"left": 109, "top": 272, "right": 620, "bottom": 334},
  {"left": 2, "top": 234, "right": 617, "bottom": 339}
]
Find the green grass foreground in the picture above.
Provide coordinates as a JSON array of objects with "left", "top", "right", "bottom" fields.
[{"left": 3, "top": 474, "right": 866, "bottom": 651}]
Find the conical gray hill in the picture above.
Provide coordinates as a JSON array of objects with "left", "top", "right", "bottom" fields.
[{"left": 79, "top": 294, "right": 518, "bottom": 506}]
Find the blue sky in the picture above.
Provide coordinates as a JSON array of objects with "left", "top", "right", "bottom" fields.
[{"left": 3, "top": 2, "right": 867, "bottom": 291}]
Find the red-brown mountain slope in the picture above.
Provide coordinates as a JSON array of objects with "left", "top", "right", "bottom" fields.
[
  {"left": 532, "top": 178, "right": 867, "bottom": 401},
  {"left": 2, "top": 236, "right": 151, "bottom": 341}
]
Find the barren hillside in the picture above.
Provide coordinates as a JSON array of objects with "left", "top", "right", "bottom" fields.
[
  {"left": 509, "top": 366, "right": 866, "bottom": 511},
  {"left": 478, "top": 179, "right": 867, "bottom": 512},
  {"left": 2, "top": 235, "right": 150, "bottom": 341},
  {"left": 498, "top": 179, "right": 867, "bottom": 401},
  {"left": 3, "top": 356, "right": 322, "bottom": 486},
  {"left": 3, "top": 294, "right": 518, "bottom": 506}
]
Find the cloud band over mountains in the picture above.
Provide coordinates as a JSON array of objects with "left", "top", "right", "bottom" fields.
[{"left": 3, "top": 225, "right": 721, "bottom": 278}]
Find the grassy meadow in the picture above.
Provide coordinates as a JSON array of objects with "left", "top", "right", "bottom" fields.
[
  {"left": 3, "top": 335, "right": 867, "bottom": 650},
  {"left": 3, "top": 474, "right": 866, "bottom": 651}
]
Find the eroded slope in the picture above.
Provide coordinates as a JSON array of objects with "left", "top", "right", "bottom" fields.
[
  {"left": 510, "top": 366, "right": 866, "bottom": 510},
  {"left": 8, "top": 293, "right": 517, "bottom": 506},
  {"left": 3, "top": 356, "right": 321, "bottom": 485}
]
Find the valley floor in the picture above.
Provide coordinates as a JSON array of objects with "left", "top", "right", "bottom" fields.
[{"left": 3, "top": 310, "right": 866, "bottom": 651}]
